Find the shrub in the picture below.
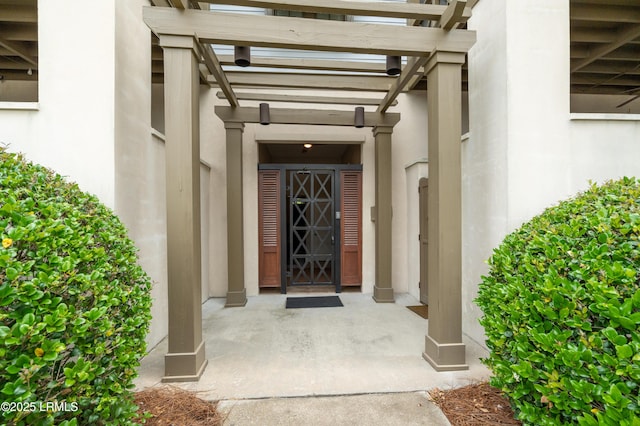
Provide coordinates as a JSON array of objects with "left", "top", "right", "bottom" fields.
[
  {"left": 0, "top": 148, "right": 152, "bottom": 425},
  {"left": 476, "top": 177, "right": 640, "bottom": 426}
]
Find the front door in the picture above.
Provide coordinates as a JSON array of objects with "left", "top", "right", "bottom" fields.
[
  {"left": 288, "top": 169, "right": 335, "bottom": 287},
  {"left": 258, "top": 165, "right": 362, "bottom": 293}
]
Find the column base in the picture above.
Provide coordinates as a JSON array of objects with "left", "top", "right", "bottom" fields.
[
  {"left": 163, "top": 340, "right": 208, "bottom": 382},
  {"left": 225, "top": 288, "right": 247, "bottom": 307},
  {"left": 373, "top": 285, "right": 394, "bottom": 303},
  {"left": 422, "top": 334, "right": 468, "bottom": 371}
]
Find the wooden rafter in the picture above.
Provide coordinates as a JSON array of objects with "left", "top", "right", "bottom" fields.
[
  {"left": 197, "top": 41, "right": 239, "bottom": 106},
  {"left": 204, "top": 0, "right": 462, "bottom": 22},
  {"left": 209, "top": 72, "right": 393, "bottom": 91},
  {"left": 378, "top": 55, "right": 431, "bottom": 113},
  {"left": 217, "top": 55, "right": 388, "bottom": 73},
  {"left": 216, "top": 91, "right": 397, "bottom": 106},
  {"left": 440, "top": 0, "right": 468, "bottom": 31},
  {"left": 571, "top": 24, "right": 640, "bottom": 72},
  {"left": 143, "top": 7, "right": 476, "bottom": 57}
]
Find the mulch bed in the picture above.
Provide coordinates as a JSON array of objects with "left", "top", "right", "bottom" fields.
[
  {"left": 135, "top": 386, "right": 226, "bottom": 426},
  {"left": 135, "top": 382, "right": 519, "bottom": 425},
  {"left": 429, "top": 382, "right": 521, "bottom": 425}
]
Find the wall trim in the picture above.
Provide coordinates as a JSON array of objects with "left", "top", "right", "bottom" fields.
[
  {"left": 404, "top": 158, "right": 428, "bottom": 170},
  {"left": 151, "top": 127, "right": 211, "bottom": 169},
  {"left": 0, "top": 102, "right": 39, "bottom": 111},
  {"left": 570, "top": 113, "right": 640, "bottom": 122}
]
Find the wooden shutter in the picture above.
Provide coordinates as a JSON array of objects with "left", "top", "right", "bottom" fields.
[
  {"left": 340, "top": 170, "right": 362, "bottom": 286},
  {"left": 258, "top": 170, "right": 281, "bottom": 288}
]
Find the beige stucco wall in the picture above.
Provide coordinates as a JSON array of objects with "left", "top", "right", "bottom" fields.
[
  {"left": 465, "top": 0, "right": 573, "bottom": 347},
  {"left": 465, "top": 0, "right": 640, "bottom": 349},
  {"left": 0, "top": 0, "right": 117, "bottom": 205}
]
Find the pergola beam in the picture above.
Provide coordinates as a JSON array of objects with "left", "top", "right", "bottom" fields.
[
  {"left": 198, "top": 42, "right": 239, "bottom": 107},
  {"left": 571, "top": 24, "right": 640, "bottom": 72},
  {"left": 440, "top": 0, "right": 468, "bottom": 31},
  {"left": 205, "top": 0, "right": 459, "bottom": 21},
  {"left": 218, "top": 55, "right": 388, "bottom": 73},
  {"left": 215, "top": 106, "right": 400, "bottom": 127},
  {"left": 378, "top": 55, "right": 430, "bottom": 112},
  {"left": 210, "top": 72, "right": 393, "bottom": 91},
  {"left": 216, "top": 91, "right": 397, "bottom": 106},
  {"left": 143, "top": 7, "right": 476, "bottom": 57}
]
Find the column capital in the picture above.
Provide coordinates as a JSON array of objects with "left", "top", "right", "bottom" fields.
[
  {"left": 224, "top": 121, "right": 245, "bottom": 131},
  {"left": 424, "top": 51, "right": 467, "bottom": 75},
  {"left": 158, "top": 34, "right": 198, "bottom": 51},
  {"left": 372, "top": 125, "right": 394, "bottom": 136}
]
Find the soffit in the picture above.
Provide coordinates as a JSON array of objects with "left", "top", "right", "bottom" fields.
[{"left": 570, "top": 0, "right": 640, "bottom": 104}]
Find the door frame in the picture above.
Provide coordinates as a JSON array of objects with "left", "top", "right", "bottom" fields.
[{"left": 258, "top": 163, "right": 362, "bottom": 293}]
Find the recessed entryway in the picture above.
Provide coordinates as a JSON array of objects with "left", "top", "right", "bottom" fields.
[
  {"left": 257, "top": 141, "right": 363, "bottom": 294},
  {"left": 258, "top": 164, "right": 362, "bottom": 294}
]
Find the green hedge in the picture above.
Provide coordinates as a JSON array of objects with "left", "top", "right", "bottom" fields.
[
  {"left": 476, "top": 177, "right": 640, "bottom": 425},
  {"left": 0, "top": 148, "right": 152, "bottom": 425}
]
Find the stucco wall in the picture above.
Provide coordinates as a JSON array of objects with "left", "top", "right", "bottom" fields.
[
  {"left": 0, "top": 0, "right": 116, "bottom": 205},
  {"left": 569, "top": 115, "right": 640, "bottom": 191},
  {"left": 465, "top": 0, "right": 572, "bottom": 346},
  {"left": 465, "top": 0, "right": 640, "bottom": 349}
]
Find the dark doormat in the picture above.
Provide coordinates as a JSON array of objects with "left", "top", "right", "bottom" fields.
[
  {"left": 407, "top": 305, "right": 429, "bottom": 319},
  {"left": 286, "top": 296, "right": 343, "bottom": 309}
]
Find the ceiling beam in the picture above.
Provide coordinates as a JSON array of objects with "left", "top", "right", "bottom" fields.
[
  {"left": 571, "top": 28, "right": 619, "bottom": 44},
  {"left": 197, "top": 42, "right": 239, "bottom": 107},
  {"left": 571, "top": 24, "right": 640, "bottom": 72},
  {"left": 0, "top": 23, "right": 38, "bottom": 42},
  {"left": 143, "top": 7, "right": 476, "bottom": 56},
  {"left": 215, "top": 106, "right": 401, "bottom": 127},
  {"left": 571, "top": 45, "right": 640, "bottom": 60},
  {"left": 575, "top": 62, "right": 640, "bottom": 75},
  {"left": 0, "top": 6, "right": 37, "bottom": 23},
  {"left": 218, "top": 55, "right": 388, "bottom": 73},
  {"left": 571, "top": 4, "right": 640, "bottom": 23},
  {"left": 216, "top": 91, "right": 397, "bottom": 106},
  {"left": 378, "top": 55, "right": 430, "bottom": 112},
  {"left": 0, "top": 37, "right": 37, "bottom": 67},
  {"left": 204, "top": 0, "right": 460, "bottom": 21},
  {"left": 572, "top": 74, "right": 640, "bottom": 87},
  {"left": 210, "top": 72, "right": 393, "bottom": 91}
]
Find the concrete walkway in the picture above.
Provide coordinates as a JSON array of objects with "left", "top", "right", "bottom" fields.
[{"left": 135, "top": 293, "right": 491, "bottom": 424}]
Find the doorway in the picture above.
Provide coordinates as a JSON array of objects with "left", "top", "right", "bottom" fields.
[
  {"left": 258, "top": 164, "right": 362, "bottom": 294},
  {"left": 288, "top": 169, "right": 335, "bottom": 287}
]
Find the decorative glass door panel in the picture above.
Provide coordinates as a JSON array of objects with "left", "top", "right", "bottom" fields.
[{"left": 289, "top": 170, "right": 335, "bottom": 286}]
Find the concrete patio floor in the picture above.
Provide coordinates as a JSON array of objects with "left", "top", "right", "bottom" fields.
[{"left": 135, "top": 292, "right": 491, "bottom": 401}]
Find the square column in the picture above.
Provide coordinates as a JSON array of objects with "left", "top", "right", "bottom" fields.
[
  {"left": 159, "top": 35, "right": 207, "bottom": 382},
  {"left": 225, "top": 122, "right": 247, "bottom": 307},
  {"left": 423, "top": 51, "right": 469, "bottom": 371},
  {"left": 372, "top": 126, "right": 394, "bottom": 303}
]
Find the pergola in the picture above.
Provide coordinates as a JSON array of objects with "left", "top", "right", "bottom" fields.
[{"left": 143, "top": 0, "right": 477, "bottom": 381}]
